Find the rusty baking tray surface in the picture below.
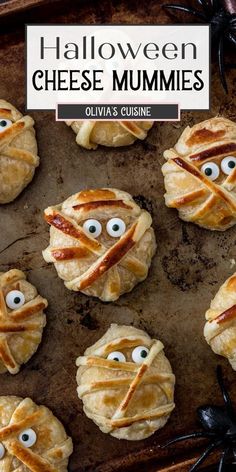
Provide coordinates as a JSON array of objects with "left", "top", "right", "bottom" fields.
[{"left": 0, "top": 1, "right": 236, "bottom": 471}]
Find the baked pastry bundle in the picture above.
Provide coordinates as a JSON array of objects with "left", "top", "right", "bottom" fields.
[
  {"left": 42, "top": 188, "right": 156, "bottom": 302},
  {"left": 0, "top": 100, "right": 39, "bottom": 203},
  {"left": 0, "top": 396, "right": 73, "bottom": 471},
  {"left": 65, "top": 120, "right": 153, "bottom": 149},
  {"left": 204, "top": 272, "right": 236, "bottom": 370},
  {"left": 76, "top": 324, "right": 175, "bottom": 440},
  {"left": 162, "top": 117, "right": 236, "bottom": 231},
  {"left": 0, "top": 269, "right": 47, "bottom": 375}
]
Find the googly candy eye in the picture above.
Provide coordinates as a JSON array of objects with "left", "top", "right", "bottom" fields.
[
  {"left": 106, "top": 218, "right": 126, "bottom": 238},
  {"left": 132, "top": 346, "right": 150, "bottom": 364},
  {"left": 221, "top": 156, "right": 236, "bottom": 175},
  {"left": 19, "top": 428, "right": 37, "bottom": 448},
  {"left": 83, "top": 219, "right": 102, "bottom": 238},
  {"left": 107, "top": 351, "right": 126, "bottom": 362},
  {"left": 0, "top": 119, "right": 12, "bottom": 132},
  {"left": 0, "top": 443, "right": 5, "bottom": 459},
  {"left": 5, "top": 290, "right": 25, "bottom": 309},
  {"left": 201, "top": 162, "right": 220, "bottom": 181}
]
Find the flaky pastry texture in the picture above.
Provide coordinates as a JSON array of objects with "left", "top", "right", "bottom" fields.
[
  {"left": 204, "top": 272, "right": 236, "bottom": 370},
  {"left": 162, "top": 117, "right": 236, "bottom": 230},
  {"left": 0, "top": 396, "right": 73, "bottom": 471},
  {"left": 0, "top": 269, "right": 47, "bottom": 375},
  {"left": 42, "top": 188, "right": 156, "bottom": 302},
  {"left": 0, "top": 100, "right": 39, "bottom": 203},
  {"left": 76, "top": 324, "right": 175, "bottom": 440},
  {"left": 65, "top": 120, "right": 153, "bottom": 149}
]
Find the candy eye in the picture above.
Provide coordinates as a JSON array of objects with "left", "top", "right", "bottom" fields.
[
  {"left": 19, "top": 429, "right": 37, "bottom": 448},
  {"left": 107, "top": 351, "right": 126, "bottom": 362},
  {"left": 106, "top": 218, "right": 126, "bottom": 238},
  {"left": 83, "top": 219, "right": 102, "bottom": 238},
  {"left": 221, "top": 156, "right": 236, "bottom": 175},
  {"left": 5, "top": 290, "right": 25, "bottom": 309},
  {"left": 0, "top": 119, "right": 12, "bottom": 132},
  {"left": 201, "top": 162, "right": 220, "bottom": 181},
  {"left": 0, "top": 443, "right": 5, "bottom": 459},
  {"left": 132, "top": 346, "right": 150, "bottom": 364}
]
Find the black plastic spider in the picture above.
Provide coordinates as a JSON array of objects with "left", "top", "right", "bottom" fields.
[
  {"left": 163, "top": 366, "right": 236, "bottom": 471},
  {"left": 163, "top": 0, "right": 236, "bottom": 92}
]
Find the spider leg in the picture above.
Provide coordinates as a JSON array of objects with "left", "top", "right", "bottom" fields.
[
  {"left": 226, "top": 31, "right": 236, "bottom": 48},
  {"left": 217, "top": 366, "right": 235, "bottom": 419},
  {"left": 162, "top": 4, "right": 207, "bottom": 21},
  {"left": 218, "top": 36, "right": 228, "bottom": 93},
  {"left": 189, "top": 440, "right": 223, "bottom": 472},
  {"left": 229, "top": 17, "right": 236, "bottom": 27},
  {"left": 231, "top": 444, "right": 236, "bottom": 460},
  {"left": 197, "top": 0, "right": 213, "bottom": 18},
  {"left": 162, "top": 431, "right": 216, "bottom": 448},
  {"left": 218, "top": 446, "right": 231, "bottom": 472}
]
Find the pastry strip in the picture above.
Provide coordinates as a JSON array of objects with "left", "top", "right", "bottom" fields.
[
  {"left": 0, "top": 277, "right": 47, "bottom": 374},
  {"left": 0, "top": 337, "right": 19, "bottom": 374},
  {"left": 66, "top": 212, "right": 151, "bottom": 290},
  {"left": 0, "top": 117, "right": 34, "bottom": 152},
  {"left": 173, "top": 157, "right": 236, "bottom": 214},
  {"left": 10, "top": 296, "right": 48, "bottom": 322},
  {"left": 169, "top": 188, "right": 208, "bottom": 208},
  {"left": 119, "top": 121, "right": 149, "bottom": 140},
  {"left": 0, "top": 270, "right": 26, "bottom": 289},
  {"left": 75, "top": 121, "right": 97, "bottom": 149},
  {"left": 188, "top": 142, "right": 236, "bottom": 162},
  {"left": 78, "top": 373, "right": 175, "bottom": 397},
  {"left": 77, "top": 335, "right": 174, "bottom": 433},
  {"left": 77, "top": 356, "right": 139, "bottom": 372},
  {"left": 6, "top": 440, "right": 57, "bottom": 472},
  {"left": 85, "top": 403, "right": 175, "bottom": 431},
  {"left": 3, "top": 147, "right": 39, "bottom": 167},
  {"left": 111, "top": 341, "right": 163, "bottom": 421}
]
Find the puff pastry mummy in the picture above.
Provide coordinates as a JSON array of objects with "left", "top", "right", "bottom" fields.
[
  {"left": 76, "top": 324, "right": 175, "bottom": 440},
  {"left": 65, "top": 120, "right": 153, "bottom": 149},
  {"left": 162, "top": 117, "right": 236, "bottom": 230},
  {"left": 0, "top": 396, "right": 73, "bottom": 471},
  {"left": 204, "top": 272, "right": 236, "bottom": 370},
  {"left": 42, "top": 188, "right": 156, "bottom": 302},
  {"left": 0, "top": 269, "right": 47, "bottom": 374},
  {"left": 0, "top": 100, "right": 39, "bottom": 204}
]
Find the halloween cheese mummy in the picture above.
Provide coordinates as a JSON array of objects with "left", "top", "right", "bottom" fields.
[
  {"left": 0, "top": 396, "right": 73, "bottom": 471},
  {"left": 204, "top": 272, "right": 236, "bottom": 370},
  {"left": 0, "top": 269, "right": 47, "bottom": 375},
  {"left": 42, "top": 188, "right": 156, "bottom": 302},
  {"left": 162, "top": 117, "right": 236, "bottom": 231},
  {"left": 0, "top": 100, "right": 39, "bottom": 204},
  {"left": 76, "top": 324, "right": 175, "bottom": 440},
  {"left": 65, "top": 120, "right": 153, "bottom": 149}
]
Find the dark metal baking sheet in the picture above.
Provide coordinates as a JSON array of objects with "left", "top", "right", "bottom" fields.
[{"left": 0, "top": 1, "right": 236, "bottom": 471}]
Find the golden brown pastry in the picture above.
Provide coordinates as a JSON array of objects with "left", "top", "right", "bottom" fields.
[
  {"left": 76, "top": 324, "right": 175, "bottom": 440},
  {"left": 162, "top": 117, "right": 236, "bottom": 230},
  {"left": 65, "top": 120, "right": 153, "bottom": 149},
  {"left": 0, "top": 269, "right": 47, "bottom": 374},
  {"left": 204, "top": 272, "right": 236, "bottom": 370},
  {"left": 0, "top": 100, "right": 39, "bottom": 204},
  {"left": 42, "top": 188, "right": 156, "bottom": 302},
  {"left": 0, "top": 396, "right": 73, "bottom": 471}
]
